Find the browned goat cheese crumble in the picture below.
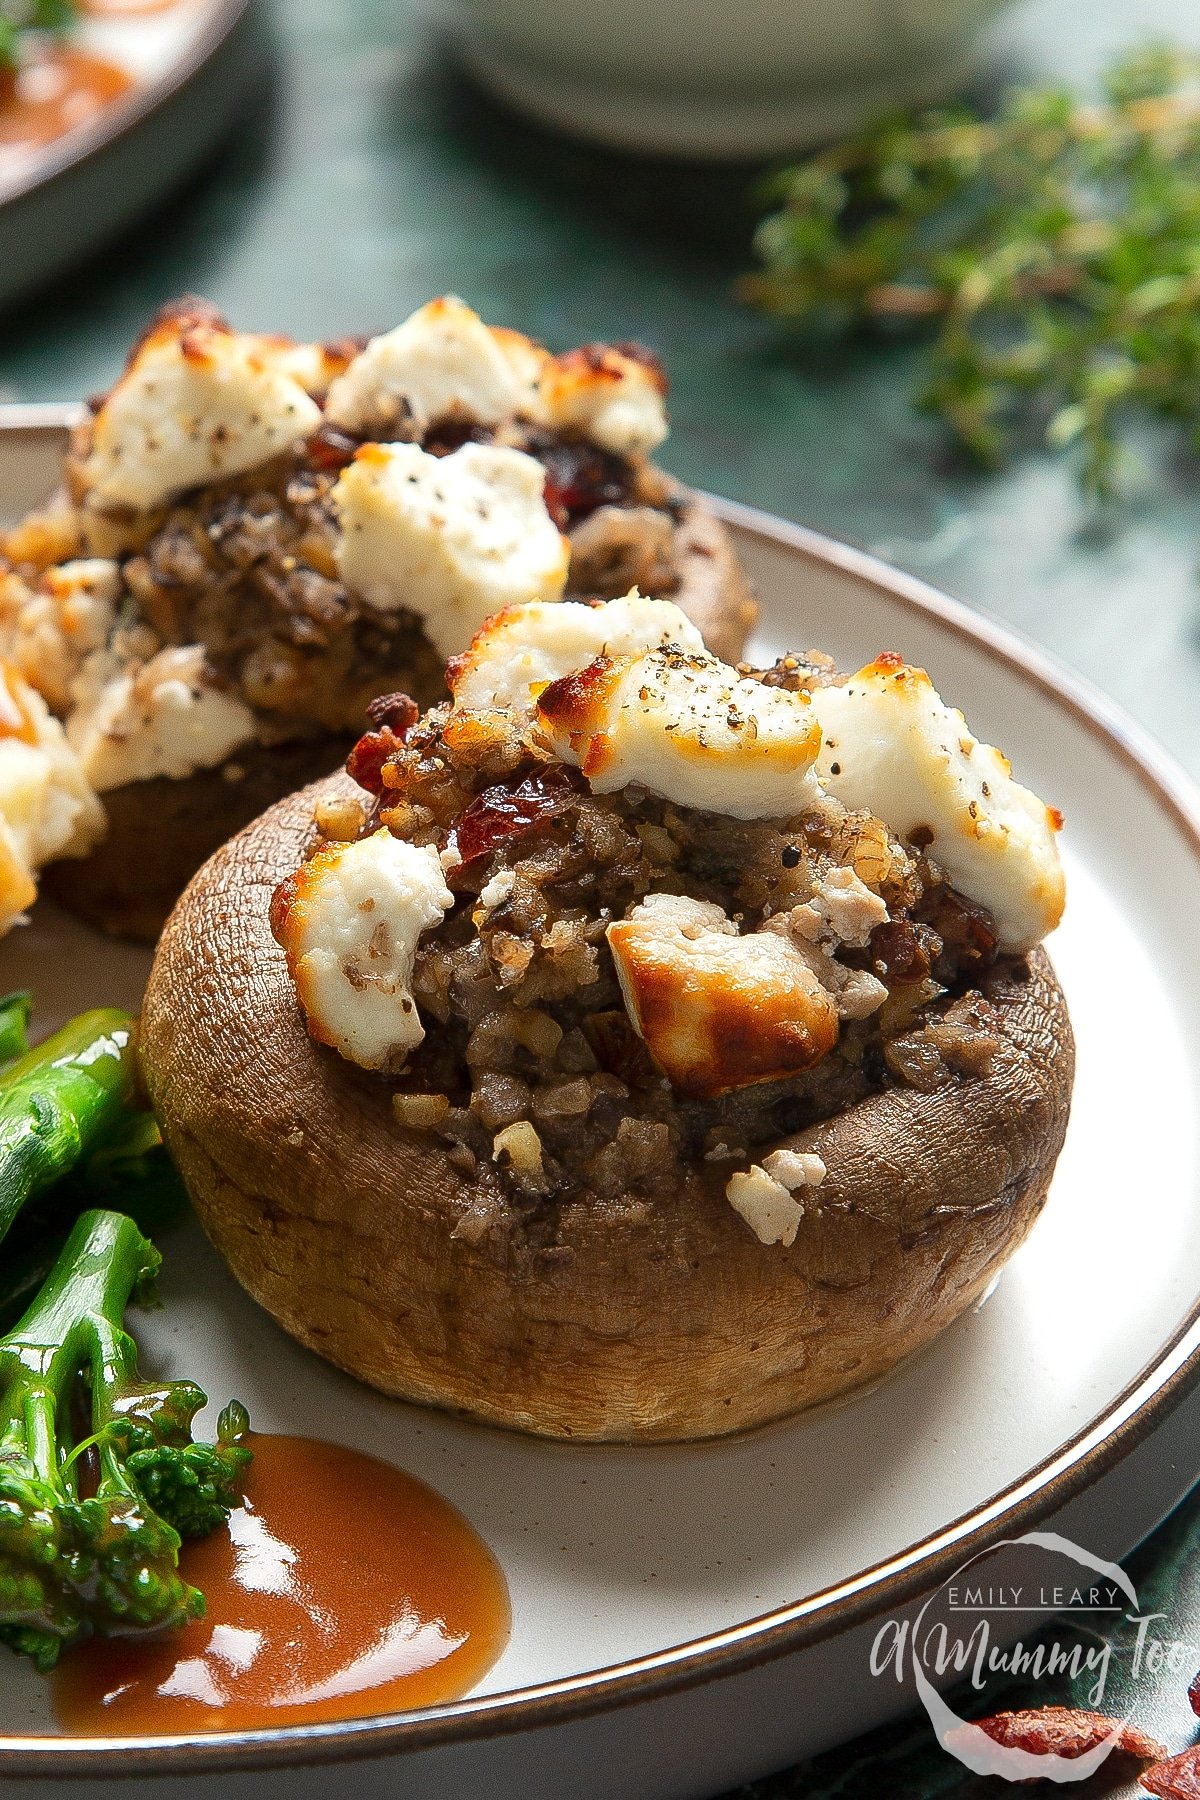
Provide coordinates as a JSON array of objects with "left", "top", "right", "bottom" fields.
[
  {"left": 272, "top": 596, "right": 1066, "bottom": 1247},
  {"left": 0, "top": 295, "right": 683, "bottom": 802}
]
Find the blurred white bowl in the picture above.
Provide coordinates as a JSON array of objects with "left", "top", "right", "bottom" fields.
[{"left": 439, "top": 0, "right": 1015, "bottom": 158}]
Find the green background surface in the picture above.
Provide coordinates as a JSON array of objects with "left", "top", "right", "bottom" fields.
[{"left": 3, "top": 0, "right": 1200, "bottom": 1790}]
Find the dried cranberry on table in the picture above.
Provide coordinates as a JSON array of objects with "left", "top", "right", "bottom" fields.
[
  {"left": 1144, "top": 1746, "right": 1200, "bottom": 1798},
  {"left": 967, "top": 1705, "right": 1163, "bottom": 1762}
]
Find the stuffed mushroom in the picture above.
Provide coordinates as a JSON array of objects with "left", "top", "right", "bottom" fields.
[
  {"left": 140, "top": 593, "right": 1072, "bottom": 1441},
  {"left": 0, "top": 297, "right": 755, "bottom": 938}
]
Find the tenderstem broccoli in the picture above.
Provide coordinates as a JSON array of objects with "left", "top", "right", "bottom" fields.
[
  {"left": 0, "top": 1208, "right": 251, "bottom": 1670},
  {"left": 0, "top": 1009, "right": 138, "bottom": 1246},
  {"left": 0, "top": 990, "right": 31, "bottom": 1067},
  {"left": 0, "top": 1111, "right": 189, "bottom": 1336}
]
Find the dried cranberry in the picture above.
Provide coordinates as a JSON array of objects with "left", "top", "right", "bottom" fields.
[
  {"left": 968, "top": 1706, "right": 1162, "bottom": 1764},
  {"left": 1146, "top": 1747, "right": 1200, "bottom": 1798},
  {"left": 528, "top": 432, "right": 635, "bottom": 527},
  {"left": 869, "top": 919, "right": 934, "bottom": 984},
  {"left": 346, "top": 728, "right": 401, "bottom": 795},
  {"left": 365, "top": 692, "right": 419, "bottom": 734},
  {"left": 424, "top": 422, "right": 493, "bottom": 457},
  {"left": 924, "top": 885, "right": 999, "bottom": 978},
  {"left": 305, "top": 424, "right": 361, "bottom": 472},
  {"left": 452, "top": 771, "right": 575, "bottom": 866}
]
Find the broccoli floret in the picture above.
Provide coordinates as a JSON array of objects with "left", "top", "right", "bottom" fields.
[
  {"left": 119, "top": 1395, "right": 252, "bottom": 1541},
  {"left": 0, "top": 1209, "right": 251, "bottom": 1669},
  {"left": 0, "top": 1447, "right": 82, "bottom": 1670}
]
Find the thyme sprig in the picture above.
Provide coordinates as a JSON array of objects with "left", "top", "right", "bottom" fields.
[{"left": 742, "top": 46, "right": 1200, "bottom": 494}]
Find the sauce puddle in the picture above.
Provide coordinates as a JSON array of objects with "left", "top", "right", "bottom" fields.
[
  {"left": 0, "top": 47, "right": 132, "bottom": 163},
  {"left": 53, "top": 1434, "right": 511, "bottom": 1734}
]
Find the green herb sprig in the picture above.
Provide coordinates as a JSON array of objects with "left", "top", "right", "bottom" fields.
[
  {"left": 0, "top": 0, "right": 75, "bottom": 76},
  {"left": 742, "top": 46, "right": 1200, "bottom": 495}
]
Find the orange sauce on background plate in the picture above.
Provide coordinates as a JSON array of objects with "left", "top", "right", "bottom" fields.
[
  {"left": 0, "top": 45, "right": 131, "bottom": 163},
  {"left": 53, "top": 1435, "right": 511, "bottom": 1735},
  {"left": 81, "top": 0, "right": 181, "bottom": 14}
]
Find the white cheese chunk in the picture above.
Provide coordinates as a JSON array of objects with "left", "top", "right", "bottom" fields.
[
  {"left": 607, "top": 891, "right": 839, "bottom": 1098},
  {"left": 67, "top": 645, "right": 256, "bottom": 791},
  {"left": 0, "top": 663, "right": 105, "bottom": 935},
  {"left": 725, "top": 1164, "right": 802, "bottom": 1248},
  {"left": 539, "top": 345, "right": 668, "bottom": 456},
  {"left": 491, "top": 325, "right": 550, "bottom": 412},
  {"left": 325, "top": 296, "right": 541, "bottom": 437},
  {"left": 762, "top": 1147, "right": 827, "bottom": 1191},
  {"left": 727, "top": 1148, "right": 827, "bottom": 1246},
  {"left": 82, "top": 316, "right": 321, "bottom": 512},
  {"left": 334, "top": 441, "right": 569, "bottom": 660},
  {"left": 324, "top": 297, "right": 667, "bottom": 454},
  {"left": 790, "top": 866, "right": 889, "bottom": 950},
  {"left": 479, "top": 867, "right": 516, "bottom": 911},
  {"left": 810, "top": 656, "right": 1065, "bottom": 951},
  {"left": 247, "top": 335, "right": 358, "bottom": 399},
  {"left": 538, "top": 645, "right": 823, "bottom": 819},
  {"left": 447, "top": 590, "right": 703, "bottom": 714},
  {"left": 0, "top": 559, "right": 121, "bottom": 714},
  {"left": 274, "top": 829, "right": 453, "bottom": 1070},
  {"left": 766, "top": 911, "right": 890, "bottom": 1023}
]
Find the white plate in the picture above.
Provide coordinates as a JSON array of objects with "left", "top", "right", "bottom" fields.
[
  {"left": 0, "top": 414, "right": 1198, "bottom": 1797},
  {"left": 0, "top": 0, "right": 265, "bottom": 310}
]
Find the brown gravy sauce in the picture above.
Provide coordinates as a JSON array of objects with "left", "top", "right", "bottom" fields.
[
  {"left": 0, "top": 45, "right": 131, "bottom": 160},
  {"left": 53, "top": 1434, "right": 511, "bottom": 1734}
]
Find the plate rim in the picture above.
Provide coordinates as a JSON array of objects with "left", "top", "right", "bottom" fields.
[
  {"left": 1, "top": 437, "right": 1198, "bottom": 1773},
  {"left": 0, "top": 0, "right": 253, "bottom": 211}
]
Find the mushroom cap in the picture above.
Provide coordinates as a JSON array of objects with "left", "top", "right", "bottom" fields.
[{"left": 140, "top": 773, "right": 1074, "bottom": 1443}]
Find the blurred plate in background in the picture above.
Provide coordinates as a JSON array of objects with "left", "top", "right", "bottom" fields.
[
  {"left": 442, "top": 0, "right": 1015, "bottom": 157},
  {"left": 0, "top": 0, "right": 266, "bottom": 314}
]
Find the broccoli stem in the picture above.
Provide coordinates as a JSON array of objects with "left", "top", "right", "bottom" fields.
[
  {"left": 0, "top": 1105, "right": 190, "bottom": 1329},
  {"left": 0, "top": 1010, "right": 136, "bottom": 1246},
  {"left": 0, "top": 1210, "right": 154, "bottom": 1451},
  {"left": 0, "top": 1105, "right": 189, "bottom": 1337},
  {"left": 0, "top": 991, "right": 32, "bottom": 1068},
  {"left": 59, "top": 1108, "right": 188, "bottom": 1233},
  {"left": 0, "top": 1209, "right": 251, "bottom": 1669},
  {"left": 0, "top": 1232, "right": 70, "bottom": 1339}
]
